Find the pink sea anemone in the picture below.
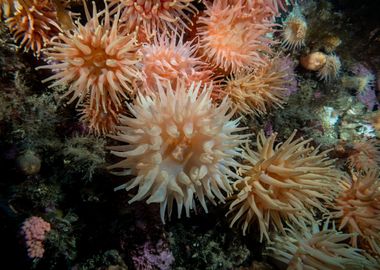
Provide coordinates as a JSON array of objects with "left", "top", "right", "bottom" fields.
[
  {"left": 197, "top": 0, "right": 275, "bottom": 73},
  {"left": 139, "top": 32, "right": 213, "bottom": 92},
  {"left": 37, "top": 1, "right": 140, "bottom": 113},
  {"left": 107, "top": 0, "right": 198, "bottom": 39},
  {"left": 108, "top": 81, "right": 248, "bottom": 222}
]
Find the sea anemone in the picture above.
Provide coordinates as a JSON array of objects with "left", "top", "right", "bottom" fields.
[
  {"left": 224, "top": 56, "right": 297, "bottom": 116},
  {"left": 350, "top": 64, "right": 378, "bottom": 111},
  {"left": 5, "top": 0, "right": 61, "bottom": 56},
  {"left": 227, "top": 130, "right": 339, "bottom": 241},
  {"left": 37, "top": 1, "right": 140, "bottom": 113},
  {"left": 108, "top": 81, "right": 247, "bottom": 222},
  {"left": 331, "top": 169, "right": 380, "bottom": 255},
  {"left": 139, "top": 32, "right": 213, "bottom": 92},
  {"left": 107, "top": 0, "right": 197, "bottom": 39},
  {"left": 79, "top": 99, "right": 123, "bottom": 136},
  {"left": 267, "top": 219, "right": 376, "bottom": 270},
  {"left": 317, "top": 54, "right": 341, "bottom": 81},
  {"left": 300, "top": 51, "right": 327, "bottom": 71},
  {"left": 300, "top": 52, "right": 341, "bottom": 81},
  {"left": 197, "top": 0, "right": 275, "bottom": 73},
  {"left": 0, "top": 0, "right": 14, "bottom": 18},
  {"left": 322, "top": 35, "right": 342, "bottom": 53},
  {"left": 282, "top": 6, "right": 307, "bottom": 50},
  {"left": 347, "top": 139, "right": 380, "bottom": 172}
]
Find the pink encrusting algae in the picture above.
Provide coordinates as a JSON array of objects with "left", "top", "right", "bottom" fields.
[{"left": 21, "top": 216, "right": 51, "bottom": 259}]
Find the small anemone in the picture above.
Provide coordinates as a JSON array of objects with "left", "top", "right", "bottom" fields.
[
  {"left": 267, "top": 219, "right": 377, "bottom": 270},
  {"left": 282, "top": 6, "right": 307, "bottom": 51}
]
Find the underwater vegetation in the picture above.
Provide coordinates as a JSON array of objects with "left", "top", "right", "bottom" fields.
[{"left": 0, "top": 0, "right": 380, "bottom": 269}]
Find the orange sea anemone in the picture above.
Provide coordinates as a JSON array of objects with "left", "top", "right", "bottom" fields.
[
  {"left": 107, "top": 0, "right": 197, "bottom": 39},
  {"left": 108, "top": 81, "right": 248, "bottom": 222},
  {"left": 227, "top": 130, "right": 339, "bottom": 242},
  {"left": 37, "top": 1, "right": 140, "bottom": 113},
  {"left": 331, "top": 169, "right": 380, "bottom": 255},
  {"left": 0, "top": 0, "right": 14, "bottom": 18},
  {"left": 347, "top": 139, "right": 380, "bottom": 172},
  {"left": 282, "top": 7, "right": 307, "bottom": 50},
  {"left": 139, "top": 32, "right": 213, "bottom": 92},
  {"left": 267, "top": 220, "right": 376, "bottom": 270},
  {"left": 224, "top": 56, "right": 296, "bottom": 116},
  {"left": 197, "top": 0, "right": 275, "bottom": 73},
  {"left": 79, "top": 98, "right": 124, "bottom": 136},
  {"left": 5, "top": 0, "right": 61, "bottom": 56}
]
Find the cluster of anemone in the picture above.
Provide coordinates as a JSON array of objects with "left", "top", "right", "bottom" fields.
[
  {"left": 17, "top": 0, "right": 299, "bottom": 134},
  {"left": 6, "top": 0, "right": 380, "bottom": 267}
]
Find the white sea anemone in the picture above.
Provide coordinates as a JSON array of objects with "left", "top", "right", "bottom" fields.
[{"left": 108, "top": 81, "right": 248, "bottom": 222}]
